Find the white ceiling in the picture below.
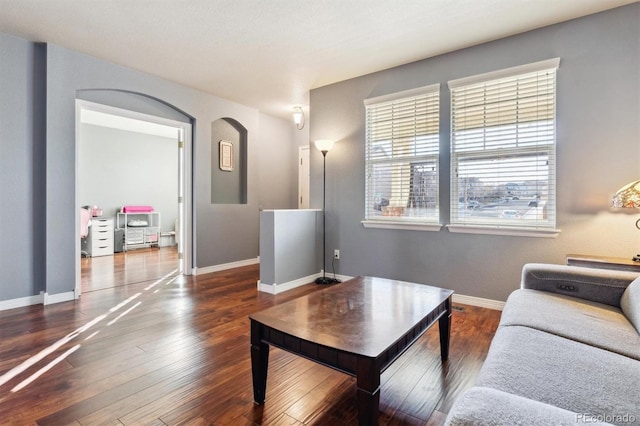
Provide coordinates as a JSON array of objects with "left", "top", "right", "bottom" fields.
[
  {"left": 0, "top": 0, "right": 636, "bottom": 119},
  {"left": 81, "top": 109, "right": 181, "bottom": 139}
]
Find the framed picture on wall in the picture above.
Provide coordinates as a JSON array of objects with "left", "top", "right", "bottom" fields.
[{"left": 219, "top": 140, "right": 234, "bottom": 171}]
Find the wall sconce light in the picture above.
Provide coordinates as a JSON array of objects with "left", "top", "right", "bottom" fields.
[
  {"left": 611, "top": 179, "right": 640, "bottom": 261},
  {"left": 293, "top": 106, "right": 305, "bottom": 130}
]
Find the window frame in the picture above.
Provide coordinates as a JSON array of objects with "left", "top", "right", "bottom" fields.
[
  {"left": 447, "top": 59, "right": 561, "bottom": 238},
  {"left": 361, "top": 83, "right": 443, "bottom": 232}
]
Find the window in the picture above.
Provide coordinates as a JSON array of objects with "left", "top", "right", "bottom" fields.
[
  {"left": 363, "top": 84, "right": 441, "bottom": 231},
  {"left": 448, "top": 59, "right": 560, "bottom": 236}
]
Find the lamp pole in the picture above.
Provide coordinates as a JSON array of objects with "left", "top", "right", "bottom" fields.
[
  {"left": 316, "top": 150, "right": 329, "bottom": 284},
  {"left": 314, "top": 140, "right": 339, "bottom": 285}
]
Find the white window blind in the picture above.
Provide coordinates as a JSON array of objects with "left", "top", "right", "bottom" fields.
[
  {"left": 364, "top": 84, "right": 440, "bottom": 224},
  {"left": 449, "top": 59, "right": 559, "bottom": 232}
]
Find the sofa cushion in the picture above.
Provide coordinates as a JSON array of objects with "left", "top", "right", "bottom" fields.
[
  {"left": 476, "top": 326, "right": 640, "bottom": 423},
  {"left": 621, "top": 276, "right": 640, "bottom": 334},
  {"left": 445, "top": 387, "right": 612, "bottom": 426},
  {"left": 500, "top": 289, "right": 640, "bottom": 360}
]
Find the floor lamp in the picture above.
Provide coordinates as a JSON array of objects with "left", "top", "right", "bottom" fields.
[
  {"left": 315, "top": 140, "right": 340, "bottom": 285},
  {"left": 611, "top": 179, "right": 640, "bottom": 261}
]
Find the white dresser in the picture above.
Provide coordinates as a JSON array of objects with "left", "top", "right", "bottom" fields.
[{"left": 82, "top": 217, "right": 114, "bottom": 257}]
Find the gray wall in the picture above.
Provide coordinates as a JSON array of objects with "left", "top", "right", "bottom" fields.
[
  {"left": 259, "top": 113, "right": 299, "bottom": 210},
  {"left": 259, "top": 210, "right": 320, "bottom": 286},
  {"left": 0, "top": 35, "right": 46, "bottom": 300},
  {"left": 43, "top": 43, "right": 259, "bottom": 294},
  {"left": 77, "top": 89, "right": 192, "bottom": 124},
  {"left": 1, "top": 32, "right": 297, "bottom": 302},
  {"left": 78, "top": 124, "right": 178, "bottom": 232},
  {"left": 309, "top": 4, "right": 640, "bottom": 302}
]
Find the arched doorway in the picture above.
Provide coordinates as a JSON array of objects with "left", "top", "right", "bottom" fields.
[{"left": 75, "top": 93, "right": 193, "bottom": 295}]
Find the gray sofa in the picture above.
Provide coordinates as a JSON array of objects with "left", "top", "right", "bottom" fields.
[{"left": 446, "top": 263, "right": 640, "bottom": 426}]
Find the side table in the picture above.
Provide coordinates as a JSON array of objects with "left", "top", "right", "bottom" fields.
[{"left": 566, "top": 254, "right": 640, "bottom": 273}]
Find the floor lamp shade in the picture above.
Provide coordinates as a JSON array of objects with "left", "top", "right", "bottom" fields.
[{"left": 314, "top": 139, "right": 334, "bottom": 154}]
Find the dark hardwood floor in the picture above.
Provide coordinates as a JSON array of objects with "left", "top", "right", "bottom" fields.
[
  {"left": 81, "top": 247, "right": 180, "bottom": 293},
  {"left": 0, "top": 249, "right": 501, "bottom": 425}
]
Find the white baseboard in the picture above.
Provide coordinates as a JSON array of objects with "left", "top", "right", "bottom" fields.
[
  {"left": 193, "top": 257, "right": 259, "bottom": 275},
  {"left": 257, "top": 273, "right": 319, "bottom": 294},
  {"left": 257, "top": 272, "right": 354, "bottom": 294},
  {"left": 0, "top": 292, "right": 44, "bottom": 311},
  {"left": 0, "top": 274, "right": 504, "bottom": 313},
  {"left": 453, "top": 294, "right": 504, "bottom": 311},
  {"left": 0, "top": 289, "right": 78, "bottom": 311},
  {"left": 43, "top": 291, "right": 76, "bottom": 305}
]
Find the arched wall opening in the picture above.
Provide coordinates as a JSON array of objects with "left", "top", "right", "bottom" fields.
[
  {"left": 211, "top": 117, "right": 248, "bottom": 204},
  {"left": 74, "top": 90, "right": 194, "bottom": 297}
]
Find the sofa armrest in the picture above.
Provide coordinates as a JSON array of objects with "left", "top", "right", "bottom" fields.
[{"left": 521, "top": 263, "right": 639, "bottom": 307}]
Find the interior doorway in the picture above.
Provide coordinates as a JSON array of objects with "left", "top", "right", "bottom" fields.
[{"left": 75, "top": 100, "right": 193, "bottom": 296}]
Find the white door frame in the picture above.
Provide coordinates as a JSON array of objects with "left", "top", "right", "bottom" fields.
[
  {"left": 298, "top": 146, "right": 310, "bottom": 209},
  {"left": 74, "top": 100, "right": 193, "bottom": 298}
]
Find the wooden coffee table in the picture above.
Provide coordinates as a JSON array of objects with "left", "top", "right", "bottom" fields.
[{"left": 250, "top": 276, "right": 453, "bottom": 425}]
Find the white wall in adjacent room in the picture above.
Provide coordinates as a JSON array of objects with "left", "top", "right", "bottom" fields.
[{"left": 78, "top": 123, "right": 178, "bottom": 233}]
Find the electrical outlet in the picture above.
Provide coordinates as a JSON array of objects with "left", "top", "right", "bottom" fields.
[{"left": 334, "top": 249, "right": 340, "bottom": 259}]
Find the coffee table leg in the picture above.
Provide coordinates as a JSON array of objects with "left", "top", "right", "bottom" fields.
[
  {"left": 251, "top": 320, "right": 269, "bottom": 404},
  {"left": 439, "top": 296, "right": 452, "bottom": 361},
  {"left": 356, "top": 358, "right": 380, "bottom": 425}
]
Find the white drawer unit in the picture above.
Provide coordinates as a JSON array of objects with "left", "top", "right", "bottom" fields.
[{"left": 82, "top": 217, "right": 114, "bottom": 257}]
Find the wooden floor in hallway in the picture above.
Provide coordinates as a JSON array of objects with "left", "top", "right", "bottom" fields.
[
  {"left": 81, "top": 246, "right": 179, "bottom": 293},
  {"left": 0, "top": 252, "right": 502, "bottom": 425}
]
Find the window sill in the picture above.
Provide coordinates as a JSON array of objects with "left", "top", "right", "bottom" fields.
[
  {"left": 446, "top": 224, "right": 561, "bottom": 238},
  {"left": 361, "top": 220, "right": 443, "bottom": 232}
]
